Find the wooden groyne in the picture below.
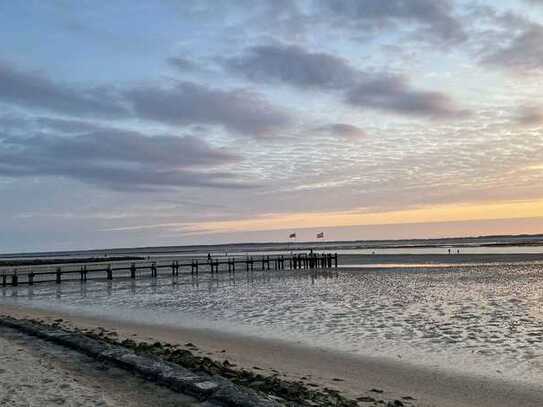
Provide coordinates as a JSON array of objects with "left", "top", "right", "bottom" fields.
[{"left": 1, "top": 253, "right": 338, "bottom": 287}]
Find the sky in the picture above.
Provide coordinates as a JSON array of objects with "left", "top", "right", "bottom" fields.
[{"left": 1, "top": 0, "right": 543, "bottom": 252}]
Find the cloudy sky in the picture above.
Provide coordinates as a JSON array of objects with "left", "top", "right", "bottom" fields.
[{"left": 2, "top": 0, "right": 543, "bottom": 252}]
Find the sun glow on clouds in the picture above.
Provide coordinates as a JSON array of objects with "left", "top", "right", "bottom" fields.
[
  {"left": 107, "top": 199, "right": 543, "bottom": 236},
  {"left": 2, "top": 1, "right": 543, "bottom": 251}
]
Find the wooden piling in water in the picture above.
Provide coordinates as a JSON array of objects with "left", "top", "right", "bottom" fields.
[{"left": 0, "top": 251, "right": 339, "bottom": 287}]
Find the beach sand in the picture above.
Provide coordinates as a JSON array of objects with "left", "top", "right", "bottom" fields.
[
  {"left": 2, "top": 304, "right": 543, "bottom": 407},
  {"left": 0, "top": 319, "right": 207, "bottom": 406}
]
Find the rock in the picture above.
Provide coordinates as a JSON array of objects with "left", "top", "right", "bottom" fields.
[{"left": 357, "top": 396, "right": 376, "bottom": 402}]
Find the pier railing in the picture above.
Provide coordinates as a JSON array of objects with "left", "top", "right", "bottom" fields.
[{"left": 1, "top": 253, "right": 338, "bottom": 287}]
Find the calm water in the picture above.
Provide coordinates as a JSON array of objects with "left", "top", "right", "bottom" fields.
[{"left": 2, "top": 257, "right": 543, "bottom": 385}]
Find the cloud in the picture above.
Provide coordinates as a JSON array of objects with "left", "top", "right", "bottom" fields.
[
  {"left": 126, "top": 81, "right": 292, "bottom": 136},
  {"left": 226, "top": 44, "right": 358, "bottom": 89},
  {"left": 480, "top": 23, "right": 543, "bottom": 73},
  {"left": 0, "top": 128, "right": 246, "bottom": 190},
  {"left": 515, "top": 106, "right": 543, "bottom": 126},
  {"left": 226, "top": 44, "right": 468, "bottom": 119},
  {"left": 167, "top": 56, "right": 201, "bottom": 72},
  {"left": 0, "top": 61, "right": 127, "bottom": 117},
  {"left": 314, "top": 123, "right": 367, "bottom": 139},
  {"left": 346, "top": 75, "right": 468, "bottom": 119},
  {"left": 35, "top": 117, "right": 107, "bottom": 133},
  {"left": 0, "top": 61, "right": 292, "bottom": 138},
  {"left": 317, "top": 0, "right": 467, "bottom": 45}
]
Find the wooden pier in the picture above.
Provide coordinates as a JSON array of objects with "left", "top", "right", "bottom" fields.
[{"left": 1, "top": 253, "right": 338, "bottom": 287}]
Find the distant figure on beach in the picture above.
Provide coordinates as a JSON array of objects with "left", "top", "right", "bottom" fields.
[
  {"left": 457, "top": 249, "right": 460, "bottom": 254},
  {"left": 207, "top": 252, "right": 212, "bottom": 262},
  {"left": 448, "top": 248, "right": 451, "bottom": 255}
]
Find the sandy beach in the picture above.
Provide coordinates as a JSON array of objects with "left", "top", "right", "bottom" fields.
[
  {"left": 2, "top": 303, "right": 543, "bottom": 407},
  {"left": 0, "top": 318, "right": 205, "bottom": 406}
]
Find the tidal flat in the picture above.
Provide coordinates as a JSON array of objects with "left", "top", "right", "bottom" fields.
[{"left": 2, "top": 253, "right": 543, "bottom": 406}]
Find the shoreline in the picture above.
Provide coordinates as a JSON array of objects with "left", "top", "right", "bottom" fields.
[
  {"left": 2, "top": 303, "right": 543, "bottom": 407},
  {"left": 0, "top": 323, "right": 204, "bottom": 406}
]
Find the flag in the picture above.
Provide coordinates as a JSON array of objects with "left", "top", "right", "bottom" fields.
[
  {"left": 317, "top": 232, "right": 324, "bottom": 238},
  {"left": 289, "top": 233, "right": 296, "bottom": 238}
]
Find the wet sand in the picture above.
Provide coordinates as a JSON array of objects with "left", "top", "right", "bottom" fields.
[{"left": 2, "top": 304, "right": 543, "bottom": 407}]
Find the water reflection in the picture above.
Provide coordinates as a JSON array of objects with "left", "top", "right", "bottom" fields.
[{"left": 2, "top": 264, "right": 543, "bottom": 383}]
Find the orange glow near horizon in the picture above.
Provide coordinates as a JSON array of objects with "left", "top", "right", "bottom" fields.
[{"left": 180, "top": 199, "right": 543, "bottom": 234}]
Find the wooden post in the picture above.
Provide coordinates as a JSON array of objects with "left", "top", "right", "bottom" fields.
[
  {"left": 11, "top": 271, "right": 18, "bottom": 287},
  {"left": 2, "top": 273, "right": 6, "bottom": 287},
  {"left": 246, "top": 257, "right": 249, "bottom": 272},
  {"left": 130, "top": 263, "right": 136, "bottom": 279},
  {"left": 171, "top": 261, "right": 176, "bottom": 277},
  {"left": 83, "top": 265, "right": 88, "bottom": 282},
  {"left": 262, "top": 257, "right": 266, "bottom": 270},
  {"left": 175, "top": 260, "right": 179, "bottom": 276},
  {"left": 195, "top": 260, "right": 199, "bottom": 275},
  {"left": 151, "top": 262, "right": 157, "bottom": 278},
  {"left": 28, "top": 271, "right": 34, "bottom": 286},
  {"left": 266, "top": 255, "right": 270, "bottom": 270},
  {"left": 334, "top": 253, "right": 338, "bottom": 268},
  {"left": 56, "top": 267, "right": 61, "bottom": 284},
  {"left": 215, "top": 259, "right": 219, "bottom": 273},
  {"left": 107, "top": 264, "right": 112, "bottom": 280}
]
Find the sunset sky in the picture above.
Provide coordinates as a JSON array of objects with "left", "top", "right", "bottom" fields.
[{"left": 1, "top": 1, "right": 543, "bottom": 252}]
